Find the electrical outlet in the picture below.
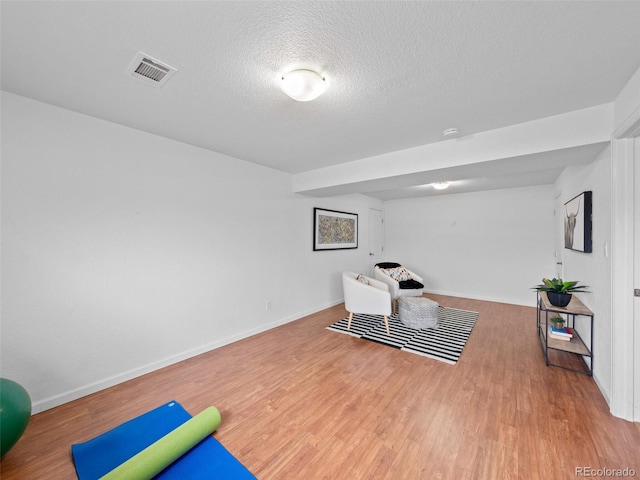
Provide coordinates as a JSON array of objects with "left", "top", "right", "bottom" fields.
[{"left": 265, "top": 300, "right": 272, "bottom": 310}]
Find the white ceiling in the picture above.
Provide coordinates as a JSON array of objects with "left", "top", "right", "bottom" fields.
[{"left": 2, "top": 1, "right": 640, "bottom": 199}]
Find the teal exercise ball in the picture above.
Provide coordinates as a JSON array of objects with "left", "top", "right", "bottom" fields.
[{"left": 0, "top": 378, "right": 32, "bottom": 457}]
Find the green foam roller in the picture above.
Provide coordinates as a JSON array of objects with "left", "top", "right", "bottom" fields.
[{"left": 99, "top": 406, "right": 221, "bottom": 480}]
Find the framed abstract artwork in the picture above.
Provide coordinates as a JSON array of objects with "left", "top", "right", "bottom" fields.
[
  {"left": 564, "top": 191, "right": 592, "bottom": 253},
  {"left": 313, "top": 208, "right": 358, "bottom": 251}
]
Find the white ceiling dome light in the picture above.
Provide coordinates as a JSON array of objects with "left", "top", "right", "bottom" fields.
[
  {"left": 432, "top": 182, "right": 450, "bottom": 190},
  {"left": 280, "top": 69, "right": 326, "bottom": 102}
]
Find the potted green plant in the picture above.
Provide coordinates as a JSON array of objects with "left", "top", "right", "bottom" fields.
[
  {"left": 549, "top": 316, "right": 565, "bottom": 330},
  {"left": 532, "top": 278, "right": 589, "bottom": 307}
]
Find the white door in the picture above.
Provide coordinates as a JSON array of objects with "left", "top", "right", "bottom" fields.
[
  {"left": 611, "top": 137, "right": 637, "bottom": 421},
  {"left": 554, "top": 193, "right": 565, "bottom": 279},
  {"left": 368, "top": 208, "right": 384, "bottom": 275}
]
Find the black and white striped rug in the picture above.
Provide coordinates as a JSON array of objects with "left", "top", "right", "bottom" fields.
[{"left": 327, "top": 307, "right": 478, "bottom": 365}]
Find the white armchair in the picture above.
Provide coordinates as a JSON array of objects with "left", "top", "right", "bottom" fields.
[
  {"left": 342, "top": 272, "right": 392, "bottom": 334},
  {"left": 374, "top": 263, "right": 424, "bottom": 312}
]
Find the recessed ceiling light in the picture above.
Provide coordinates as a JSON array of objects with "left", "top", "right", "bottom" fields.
[
  {"left": 443, "top": 128, "right": 459, "bottom": 138},
  {"left": 432, "top": 182, "right": 450, "bottom": 190},
  {"left": 280, "top": 69, "right": 326, "bottom": 102}
]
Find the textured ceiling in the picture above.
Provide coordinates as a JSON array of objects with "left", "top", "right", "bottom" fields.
[{"left": 2, "top": 1, "right": 640, "bottom": 197}]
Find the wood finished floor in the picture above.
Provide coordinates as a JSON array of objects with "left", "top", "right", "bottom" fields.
[{"left": 2, "top": 294, "right": 639, "bottom": 479}]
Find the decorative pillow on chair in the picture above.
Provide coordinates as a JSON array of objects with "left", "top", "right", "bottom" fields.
[{"left": 384, "top": 266, "right": 412, "bottom": 282}]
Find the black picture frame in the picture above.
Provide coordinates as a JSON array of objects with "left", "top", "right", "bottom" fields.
[
  {"left": 564, "top": 191, "right": 592, "bottom": 253},
  {"left": 313, "top": 208, "right": 358, "bottom": 251}
]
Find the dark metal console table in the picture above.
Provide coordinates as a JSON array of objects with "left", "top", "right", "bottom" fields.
[{"left": 536, "top": 292, "right": 594, "bottom": 376}]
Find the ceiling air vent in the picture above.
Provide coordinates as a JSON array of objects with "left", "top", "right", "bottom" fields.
[{"left": 125, "top": 52, "right": 177, "bottom": 88}]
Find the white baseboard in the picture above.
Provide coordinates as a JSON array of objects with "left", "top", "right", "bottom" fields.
[
  {"left": 423, "top": 288, "right": 536, "bottom": 308},
  {"left": 32, "top": 299, "right": 344, "bottom": 413}
]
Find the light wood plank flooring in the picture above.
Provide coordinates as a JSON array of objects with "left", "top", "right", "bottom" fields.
[{"left": 2, "top": 295, "right": 639, "bottom": 479}]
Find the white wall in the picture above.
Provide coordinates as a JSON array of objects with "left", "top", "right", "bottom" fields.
[
  {"left": 0, "top": 92, "right": 382, "bottom": 412},
  {"left": 555, "top": 147, "right": 612, "bottom": 402},
  {"left": 383, "top": 185, "right": 555, "bottom": 306}
]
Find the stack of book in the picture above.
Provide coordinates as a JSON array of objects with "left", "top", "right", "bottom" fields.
[{"left": 549, "top": 324, "right": 573, "bottom": 341}]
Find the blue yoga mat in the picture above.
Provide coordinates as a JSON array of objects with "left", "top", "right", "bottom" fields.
[{"left": 71, "top": 401, "right": 255, "bottom": 480}]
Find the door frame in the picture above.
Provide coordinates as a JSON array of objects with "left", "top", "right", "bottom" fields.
[
  {"left": 368, "top": 208, "right": 384, "bottom": 276},
  {"left": 553, "top": 192, "right": 565, "bottom": 279},
  {"left": 635, "top": 137, "right": 640, "bottom": 422}
]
